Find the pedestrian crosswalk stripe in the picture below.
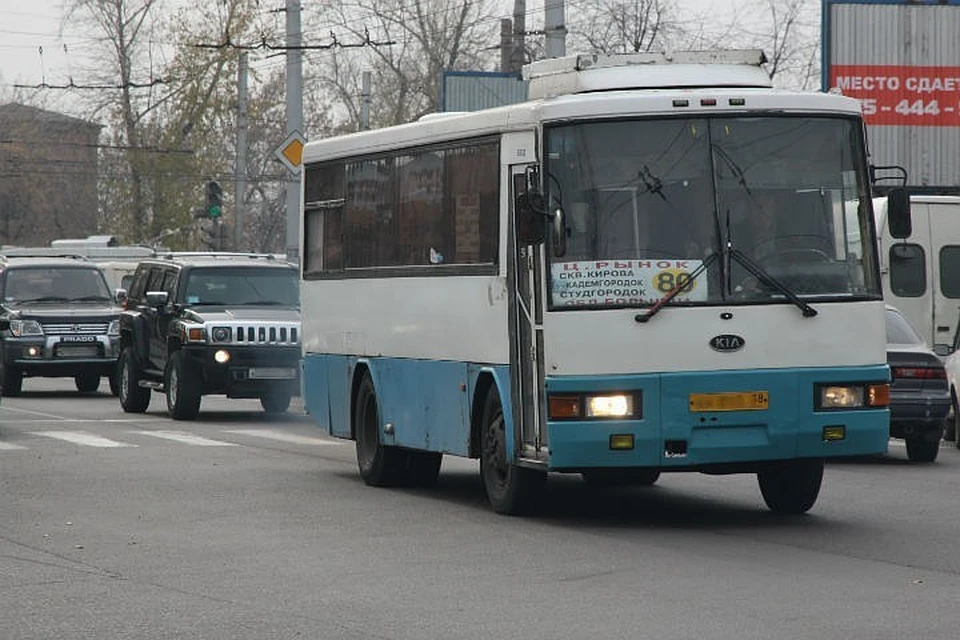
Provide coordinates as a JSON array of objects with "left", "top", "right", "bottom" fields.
[
  {"left": 134, "top": 431, "right": 238, "bottom": 446},
  {"left": 31, "top": 431, "right": 137, "bottom": 448},
  {"left": 222, "top": 429, "right": 343, "bottom": 446},
  {"left": 0, "top": 441, "right": 27, "bottom": 450}
]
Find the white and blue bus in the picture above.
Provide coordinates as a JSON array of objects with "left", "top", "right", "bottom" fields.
[{"left": 299, "top": 51, "right": 908, "bottom": 515}]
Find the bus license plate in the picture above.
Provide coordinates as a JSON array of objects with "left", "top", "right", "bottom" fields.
[{"left": 689, "top": 391, "right": 769, "bottom": 412}]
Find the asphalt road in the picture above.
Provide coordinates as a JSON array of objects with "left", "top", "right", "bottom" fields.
[{"left": 2, "top": 378, "right": 960, "bottom": 639}]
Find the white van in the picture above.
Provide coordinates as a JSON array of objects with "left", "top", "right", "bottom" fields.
[{"left": 875, "top": 194, "right": 960, "bottom": 350}]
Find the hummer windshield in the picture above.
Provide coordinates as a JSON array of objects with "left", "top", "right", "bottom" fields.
[
  {"left": 3, "top": 267, "right": 112, "bottom": 303},
  {"left": 543, "top": 115, "right": 879, "bottom": 310},
  {"left": 183, "top": 267, "right": 299, "bottom": 307}
]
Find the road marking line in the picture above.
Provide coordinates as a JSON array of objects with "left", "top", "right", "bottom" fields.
[
  {"left": 133, "top": 431, "right": 238, "bottom": 447},
  {"left": 31, "top": 431, "right": 137, "bottom": 448},
  {"left": 0, "top": 406, "right": 156, "bottom": 423},
  {"left": 222, "top": 429, "right": 344, "bottom": 446},
  {"left": 0, "top": 441, "right": 28, "bottom": 450}
]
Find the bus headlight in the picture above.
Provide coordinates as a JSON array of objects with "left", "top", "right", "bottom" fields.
[
  {"left": 549, "top": 392, "right": 641, "bottom": 419},
  {"left": 586, "top": 394, "right": 634, "bottom": 418}
]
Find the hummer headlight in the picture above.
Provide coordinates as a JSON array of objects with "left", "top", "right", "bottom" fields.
[{"left": 211, "top": 326, "right": 232, "bottom": 343}]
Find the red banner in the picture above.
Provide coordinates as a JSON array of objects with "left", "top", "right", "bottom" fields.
[{"left": 829, "top": 65, "right": 960, "bottom": 127}]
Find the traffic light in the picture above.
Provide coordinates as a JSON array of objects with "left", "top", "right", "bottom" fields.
[{"left": 205, "top": 180, "right": 223, "bottom": 219}]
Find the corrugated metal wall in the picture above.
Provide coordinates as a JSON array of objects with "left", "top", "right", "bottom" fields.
[
  {"left": 440, "top": 72, "right": 528, "bottom": 112},
  {"left": 827, "top": 2, "right": 960, "bottom": 187}
]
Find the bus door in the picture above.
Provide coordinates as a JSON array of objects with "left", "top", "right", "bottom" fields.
[{"left": 510, "top": 164, "right": 547, "bottom": 459}]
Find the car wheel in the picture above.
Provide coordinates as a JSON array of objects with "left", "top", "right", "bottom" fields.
[
  {"left": 260, "top": 391, "right": 292, "bottom": 414},
  {"left": 353, "top": 372, "right": 406, "bottom": 486},
  {"left": 479, "top": 385, "right": 545, "bottom": 515},
  {"left": 757, "top": 458, "right": 824, "bottom": 514},
  {"left": 108, "top": 367, "right": 121, "bottom": 397},
  {"left": 119, "top": 348, "right": 150, "bottom": 413},
  {"left": 165, "top": 351, "right": 201, "bottom": 420},
  {"left": 1, "top": 364, "right": 23, "bottom": 396},
  {"left": 75, "top": 371, "right": 101, "bottom": 393},
  {"left": 953, "top": 398, "right": 960, "bottom": 449},
  {"left": 905, "top": 438, "right": 939, "bottom": 463}
]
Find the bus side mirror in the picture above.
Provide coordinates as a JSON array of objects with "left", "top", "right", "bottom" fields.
[
  {"left": 552, "top": 207, "right": 567, "bottom": 258},
  {"left": 515, "top": 172, "right": 545, "bottom": 245},
  {"left": 887, "top": 187, "right": 912, "bottom": 239}
]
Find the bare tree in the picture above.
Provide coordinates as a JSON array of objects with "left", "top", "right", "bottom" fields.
[
  {"left": 567, "top": 0, "right": 681, "bottom": 54},
  {"left": 310, "top": 0, "right": 500, "bottom": 130},
  {"left": 728, "top": 0, "right": 820, "bottom": 89}
]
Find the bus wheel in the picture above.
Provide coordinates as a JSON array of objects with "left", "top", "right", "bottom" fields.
[
  {"left": 479, "top": 386, "right": 545, "bottom": 515},
  {"left": 757, "top": 458, "right": 824, "bottom": 514},
  {"left": 353, "top": 372, "right": 405, "bottom": 487},
  {"left": 582, "top": 469, "right": 660, "bottom": 488}
]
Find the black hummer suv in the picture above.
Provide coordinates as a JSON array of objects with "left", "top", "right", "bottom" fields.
[
  {"left": 117, "top": 254, "right": 301, "bottom": 420},
  {"left": 0, "top": 255, "right": 122, "bottom": 396}
]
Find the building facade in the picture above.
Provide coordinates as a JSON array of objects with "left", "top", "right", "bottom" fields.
[{"left": 0, "top": 104, "right": 101, "bottom": 246}]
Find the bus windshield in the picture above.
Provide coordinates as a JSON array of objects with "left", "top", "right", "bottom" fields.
[{"left": 544, "top": 116, "right": 879, "bottom": 310}]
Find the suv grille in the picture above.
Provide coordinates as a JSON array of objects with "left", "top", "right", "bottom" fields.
[
  {"left": 212, "top": 324, "right": 299, "bottom": 345},
  {"left": 42, "top": 322, "right": 110, "bottom": 335}
]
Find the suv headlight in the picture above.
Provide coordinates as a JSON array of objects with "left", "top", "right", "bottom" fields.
[
  {"left": 108, "top": 320, "right": 120, "bottom": 336},
  {"left": 9, "top": 319, "right": 43, "bottom": 337},
  {"left": 211, "top": 326, "right": 232, "bottom": 343}
]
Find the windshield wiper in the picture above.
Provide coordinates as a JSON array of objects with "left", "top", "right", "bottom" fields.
[
  {"left": 635, "top": 252, "right": 719, "bottom": 323},
  {"left": 243, "top": 300, "right": 291, "bottom": 306},
  {"left": 70, "top": 295, "right": 111, "bottom": 302},
  {"left": 729, "top": 248, "right": 818, "bottom": 318},
  {"left": 14, "top": 296, "right": 69, "bottom": 304}
]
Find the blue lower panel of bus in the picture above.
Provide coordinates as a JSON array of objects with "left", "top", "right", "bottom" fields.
[
  {"left": 302, "top": 353, "right": 510, "bottom": 457},
  {"left": 546, "top": 365, "right": 890, "bottom": 470}
]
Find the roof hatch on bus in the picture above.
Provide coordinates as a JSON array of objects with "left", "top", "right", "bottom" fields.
[{"left": 523, "top": 50, "right": 773, "bottom": 99}]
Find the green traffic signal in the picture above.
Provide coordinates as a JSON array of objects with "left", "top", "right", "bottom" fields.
[{"left": 205, "top": 180, "right": 223, "bottom": 218}]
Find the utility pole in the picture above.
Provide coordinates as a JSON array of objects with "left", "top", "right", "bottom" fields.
[
  {"left": 284, "top": 0, "right": 303, "bottom": 264},
  {"left": 361, "top": 71, "right": 371, "bottom": 131},
  {"left": 500, "top": 18, "right": 513, "bottom": 73},
  {"left": 235, "top": 52, "right": 248, "bottom": 251},
  {"left": 544, "top": 0, "right": 566, "bottom": 59},
  {"left": 511, "top": 0, "right": 526, "bottom": 74}
]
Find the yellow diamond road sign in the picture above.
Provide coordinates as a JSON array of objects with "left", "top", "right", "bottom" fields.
[{"left": 275, "top": 130, "right": 306, "bottom": 173}]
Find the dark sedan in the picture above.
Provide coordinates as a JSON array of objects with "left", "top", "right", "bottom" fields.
[{"left": 886, "top": 305, "right": 950, "bottom": 462}]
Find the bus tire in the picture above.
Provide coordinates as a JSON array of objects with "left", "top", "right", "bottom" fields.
[
  {"left": 582, "top": 468, "right": 660, "bottom": 488},
  {"left": 119, "top": 348, "right": 151, "bottom": 413},
  {"left": 165, "top": 351, "right": 201, "bottom": 420},
  {"left": 479, "top": 386, "right": 545, "bottom": 515},
  {"left": 353, "top": 372, "right": 406, "bottom": 487},
  {"left": 757, "top": 458, "right": 823, "bottom": 514}
]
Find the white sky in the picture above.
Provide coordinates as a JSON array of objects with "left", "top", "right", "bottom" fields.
[{"left": 0, "top": 0, "right": 757, "bottom": 114}]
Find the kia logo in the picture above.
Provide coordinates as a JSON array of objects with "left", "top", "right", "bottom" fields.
[{"left": 709, "top": 334, "right": 745, "bottom": 352}]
